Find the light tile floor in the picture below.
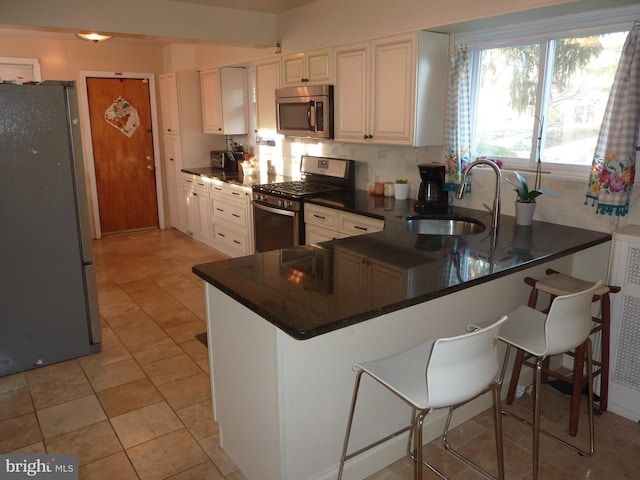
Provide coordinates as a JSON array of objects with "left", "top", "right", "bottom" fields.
[{"left": 1, "top": 229, "right": 639, "bottom": 479}]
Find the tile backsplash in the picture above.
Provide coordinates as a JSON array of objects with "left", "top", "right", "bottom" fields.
[{"left": 254, "top": 137, "right": 639, "bottom": 234}]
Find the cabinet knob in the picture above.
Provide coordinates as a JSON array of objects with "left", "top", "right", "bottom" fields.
[{"left": 147, "top": 165, "right": 155, "bottom": 171}]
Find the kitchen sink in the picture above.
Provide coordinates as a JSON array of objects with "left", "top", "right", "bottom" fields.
[{"left": 406, "top": 216, "right": 486, "bottom": 236}]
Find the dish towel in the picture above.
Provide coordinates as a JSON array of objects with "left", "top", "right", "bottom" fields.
[{"left": 585, "top": 21, "right": 640, "bottom": 217}]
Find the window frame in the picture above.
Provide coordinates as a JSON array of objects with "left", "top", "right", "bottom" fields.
[{"left": 455, "top": 5, "right": 640, "bottom": 179}]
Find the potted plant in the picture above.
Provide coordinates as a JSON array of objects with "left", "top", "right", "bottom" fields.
[
  {"left": 394, "top": 179, "right": 410, "bottom": 200},
  {"left": 505, "top": 171, "right": 557, "bottom": 226}
]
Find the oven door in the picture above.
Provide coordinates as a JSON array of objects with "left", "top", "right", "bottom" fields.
[{"left": 252, "top": 201, "right": 302, "bottom": 253}]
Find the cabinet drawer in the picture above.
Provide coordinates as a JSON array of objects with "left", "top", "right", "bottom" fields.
[
  {"left": 304, "top": 204, "right": 339, "bottom": 229},
  {"left": 213, "top": 223, "right": 248, "bottom": 253},
  {"left": 212, "top": 199, "right": 246, "bottom": 228},
  {"left": 339, "top": 212, "right": 384, "bottom": 236},
  {"left": 183, "top": 174, "right": 209, "bottom": 193},
  {"left": 210, "top": 181, "right": 248, "bottom": 205}
]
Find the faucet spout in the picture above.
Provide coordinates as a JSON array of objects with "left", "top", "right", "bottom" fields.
[{"left": 455, "top": 159, "right": 502, "bottom": 230}]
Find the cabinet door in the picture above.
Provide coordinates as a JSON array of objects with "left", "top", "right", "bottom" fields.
[
  {"left": 306, "top": 48, "right": 332, "bottom": 83},
  {"left": 185, "top": 186, "right": 199, "bottom": 236},
  {"left": 159, "top": 73, "right": 180, "bottom": 134},
  {"left": 334, "top": 43, "right": 369, "bottom": 143},
  {"left": 162, "top": 133, "right": 182, "bottom": 184},
  {"left": 196, "top": 188, "right": 212, "bottom": 241},
  {"left": 282, "top": 52, "right": 305, "bottom": 86},
  {"left": 255, "top": 60, "right": 280, "bottom": 133},
  {"left": 200, "top": 68, "right": 223, "bottom": 134},
  {"left": 167, "top": 181, "right": 186, "bottom": 232},
  {"left": 370, "top": 35, "right": 416, "bottom": 144},
  {"left": 282, "top": 48, "right": 332, "bottom": 86}
]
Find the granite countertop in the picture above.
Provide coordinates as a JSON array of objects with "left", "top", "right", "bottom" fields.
[
  {"left": 181, "top": 166, "right": 294, "bottom": 187},
  {"left": 193, "top": 190, "right": 611, "bottom": 340}
]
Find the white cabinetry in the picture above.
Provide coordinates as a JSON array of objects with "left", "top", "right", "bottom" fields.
[
  {"left": 159, "top": 73, "right": 180, "bottom": 134},
  {"left": 183, "top": 175, "right": 212, "bottom": 242},
  {"left": 158, "top": 71, "right": 222, "bottom": 232},
  {"left": 281, "top": 47, "right": 332, "bottom": 86},
  {"left": 210, "top": 180, "right": 254, "bottom": 257},
  {"left": 200, "top": 67, "right": 248, "bottom": 135},
  {"left": 254, "top": 58, "right": 281, "bottom": 133},
  {"left": 608, "top": 225, "right": 640, "bottom": 422},
  {"left": 333, "top": 31, "right": 449, "bottom": 146},
  {"left": 304, "top": 203, "right": 384, "bottom": 245},
  {"left": 167, "top": 181, "right": 186, "bottom": 232}
]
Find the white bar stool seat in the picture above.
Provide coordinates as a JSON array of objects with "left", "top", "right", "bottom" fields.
[
  {"left": 338, "top": 315, "right": 508, "bottom": 480},
  {"left": 498, "top": 280, "right": 604, "bottom": 480}
]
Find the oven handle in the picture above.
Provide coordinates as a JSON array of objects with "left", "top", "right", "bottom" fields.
[{"left": 252, "top": 200, "right": 297, "bottom": 217}]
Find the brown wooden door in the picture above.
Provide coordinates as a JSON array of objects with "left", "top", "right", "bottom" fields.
[{"left": 86, "top": 77, "right": 158, "bottom": 235}]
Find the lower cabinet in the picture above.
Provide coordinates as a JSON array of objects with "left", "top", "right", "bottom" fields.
[
  {"left": 167, "top": 181, "right": 187, "bottom": 232},
  {"left": 210, "top": 180, "right": 254, "bottom": 257},
  {"left": 304, "top": 203, "right": 384, "bottom": 244},
  {"left": 184, "top": 174, "right": 212, "bottom": 243},
  {"left": 172, "top": 175, "right": 254, "bottom": 257}
]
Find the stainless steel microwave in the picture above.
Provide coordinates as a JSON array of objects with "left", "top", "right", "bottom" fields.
[{"left": 275, "top": 85, "right": 333, "bottom": 139}]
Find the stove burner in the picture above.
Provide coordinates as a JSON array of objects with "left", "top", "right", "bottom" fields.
[{"left": 255, "top": 181, "right": 344, "bottom": 198}]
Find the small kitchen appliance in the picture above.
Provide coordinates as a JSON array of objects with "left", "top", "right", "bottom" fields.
[
  {"left": 415, "top": 164, "right": 447, "bottom": 213},
  {"left": 275, "top": 85, "right": 334, "bottom": 139},
  {"left": 210, "top": 150, "right": 239, "bottom": 173},
  {"left": 252, "top": 155, "right": 355, "bottom": 252}
]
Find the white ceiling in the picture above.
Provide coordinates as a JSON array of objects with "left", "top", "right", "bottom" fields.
[{"left": 171, "top": 0, "right": 320, "bottom": 14}]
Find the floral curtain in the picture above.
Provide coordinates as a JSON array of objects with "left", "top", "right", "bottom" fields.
[
  {"left": 444, "top": 47, "right": 472, "bottom": 192},
  {"left": 586, "top": 21, "right": 640, "bottom": 216}
]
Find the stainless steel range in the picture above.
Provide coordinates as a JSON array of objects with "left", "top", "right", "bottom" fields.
[{"left": 252, "top": 155, "right": 355, "bottom": 252}]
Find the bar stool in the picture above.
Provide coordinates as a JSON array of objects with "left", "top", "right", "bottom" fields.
[
  {"left": 498, "top": 281, "right": 603, "bottom": 480},
  {"left": 505, "top": 269, "right": 620, "bottom": 436},
  {"left": 338, "top": 315, "right": 507, "bottom": 480}
]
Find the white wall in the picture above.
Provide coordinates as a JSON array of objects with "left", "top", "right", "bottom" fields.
[
  {"left": 275, "top": 0, "right": 635, "bottom": 53},
  {"left": 0, "top": 0, "right": 277, "bottom": 47}
]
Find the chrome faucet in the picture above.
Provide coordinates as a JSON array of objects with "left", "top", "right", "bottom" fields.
[{"left": 456, "top": 159, "right": 502, "bottom": 230}]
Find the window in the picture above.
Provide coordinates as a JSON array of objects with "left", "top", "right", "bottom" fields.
[{"left": 458, "top": 8, "right": 636, "bottom": 176}]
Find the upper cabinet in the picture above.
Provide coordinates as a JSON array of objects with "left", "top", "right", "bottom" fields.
[
  {"left": 333, "top": 31, "right": 449, "bottom": 146},
  {"left": 254, "top": 58, "right": 281, "bottom": 133},
  {"left": 281, "top": 47, "right": 332, "bottom": 86},
  {"left": 200, "top": 67, "right": 248, "bottom": 135},
  {"left": 159, "top": 73, "right": 180, "bottom": 134}
]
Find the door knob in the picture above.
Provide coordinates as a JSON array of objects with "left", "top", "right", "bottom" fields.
[{"left": 147, "top": 165, "right": 155, "bottom": 171}]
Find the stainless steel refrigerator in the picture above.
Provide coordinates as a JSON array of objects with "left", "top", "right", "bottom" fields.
[{"left": 0, "top": 81, "right": 101, "bottom": 377}]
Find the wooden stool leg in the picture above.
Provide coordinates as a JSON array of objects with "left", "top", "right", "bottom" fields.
[
  {"left": 599, "top": 293, "right": 611, "bottom": 412},
  {"left": 569, "top": 341, "right": 586, "bottom": 436},
  {"left": 506, "top": 349, "right": 526, "bottom": 405}
]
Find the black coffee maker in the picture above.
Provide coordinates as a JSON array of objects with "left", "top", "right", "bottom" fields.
[{"left": 415, "top": 164, "right": 448, "bottom": 213}]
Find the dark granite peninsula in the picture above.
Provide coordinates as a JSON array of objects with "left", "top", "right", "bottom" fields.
[
  {"left": 192, "top": 195, "right": 611, "bottom": 480},
  {"left": 194, "top": 193, "right": 610, "bottom": 339}
]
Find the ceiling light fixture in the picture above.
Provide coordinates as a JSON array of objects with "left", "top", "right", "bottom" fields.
[{"left": 76, "top": 33, "right": 113, "bottom": 43}]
